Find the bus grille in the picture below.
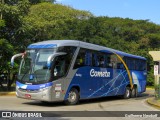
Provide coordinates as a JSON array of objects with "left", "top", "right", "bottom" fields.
[{"left": 18, "top": 88, "right": 40, "bottom": 93}]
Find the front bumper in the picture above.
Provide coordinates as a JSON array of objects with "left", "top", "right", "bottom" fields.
[{"left": 16, "top": 86, "right": 52, "bottom": 102}]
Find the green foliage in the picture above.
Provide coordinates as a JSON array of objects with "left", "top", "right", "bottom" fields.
[
  {"left": 0, "top": 20, "right": 5, "bottom": 27},
  {"left": 3, "top": 0, "right": 19, "bottom": 5},
  {"left": 0, "top": 1, "right": 159, "bottom": 88},
  {"left": 148, "top": 34, "right": 160, "bottom": 48},
  {"left": 22, "top": 2, "right": 92, "bottom": 43},
  {"left": 29, "top": 0, "right": 56, "bottom": 4},
  {"left": 0, "top": 39, "right": 13, "bottom": 71},
  {"left": 59, "top": 16, "right": 158, "bottom": 85}
]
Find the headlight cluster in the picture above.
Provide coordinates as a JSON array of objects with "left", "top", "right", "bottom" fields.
[{"left": 39, "top": 87, "right": 49, "bottom": 92}]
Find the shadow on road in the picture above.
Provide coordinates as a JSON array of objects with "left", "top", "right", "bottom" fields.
[
  {"left": 22, "top": 92, "right": 152, "bottom": 107},
  {"left": 134, "top": 93, "right": 154, "bottom": 100}
]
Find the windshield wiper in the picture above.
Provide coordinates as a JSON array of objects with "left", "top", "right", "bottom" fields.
[{"left": 20, "top": 68, "right": 30, "bottom": 82}]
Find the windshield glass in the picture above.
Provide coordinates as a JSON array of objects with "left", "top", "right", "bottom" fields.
[{"left": 18, "top": 49, "right": 55, "bottom": 84}]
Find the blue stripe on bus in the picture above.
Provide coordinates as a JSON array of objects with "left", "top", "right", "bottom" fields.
[
  {"left": 16, "top": 81, "right": 53, "bottom": 90},
  {"left": 27, "top": 44, "right": 57, "bottom": 49}
]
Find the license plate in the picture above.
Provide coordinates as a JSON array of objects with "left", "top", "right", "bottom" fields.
[{"left": 25, "top": 94, "right": 31, "bottom": 99}]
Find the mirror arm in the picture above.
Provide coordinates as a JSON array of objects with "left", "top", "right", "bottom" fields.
[{"left": 11, "top": 53, "right": 24, "bottom": 67}]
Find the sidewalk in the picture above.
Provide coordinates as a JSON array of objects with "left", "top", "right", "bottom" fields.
[
  {"left": 0, "top": 91, "right": 15, "bottom": 96},
  {"left": 147, "top": 97, "right": 160, "bottom": 109},
  {"left": 146, "top": 87, "right": 160, "bottom": 109}
]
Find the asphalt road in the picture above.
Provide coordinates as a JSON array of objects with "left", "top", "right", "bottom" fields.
[{"left": 0, "top": 89, "right": 159, "bottom": 120}]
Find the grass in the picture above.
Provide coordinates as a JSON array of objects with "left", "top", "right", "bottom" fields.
[{"left": 146, "top": 86, "right": 154, "bottom": 89}]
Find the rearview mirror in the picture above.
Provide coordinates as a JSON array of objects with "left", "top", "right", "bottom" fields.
[
  {"left": 47, "top": 52, "right": 66, "bottom": 68},
  {"left": 11, "top": 53, "right": 24, "bottom": 67}
]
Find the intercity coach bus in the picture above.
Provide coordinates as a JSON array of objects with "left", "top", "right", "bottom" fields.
[{"left": 11, "top": 40, "right": 147, "bottom": 105}]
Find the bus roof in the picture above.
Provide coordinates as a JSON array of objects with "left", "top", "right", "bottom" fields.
[{"left": 27, "top": 40, "right": 146, "bottom": 60}]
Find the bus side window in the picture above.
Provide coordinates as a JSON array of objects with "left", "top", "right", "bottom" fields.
[
  {"left": 142, "top": 61, "right": 147, "bottom": 71},
  {"left": 106, "top": 55, "right": 112, "bottom": 68},
  {"left": 98, "top": 54, "right": 105, "bottom": 68},
  {"left": 135, "top": 59, "right": 139, "bottom": 70},
  {"left": 116, "top": 55, "right": 124, "bottom": 69},
  {"left": 75, "top": 56, "right": 84, "bottom": 67},
  {"left": 139, "top": 60, "right": 146, "bottom": 71},
  {"left": 50, "top": 55, "right": 67, "bottom": 81},
  {"left": 73, "top": 49, "right": 85, "bottom": 69},
  {"left": 107, "top": 54, "right": 118, "bottom": 68},
  {"left": 92, "top": 52, "right": 105, "bottom": 67},
  {"left": 85, "top": 51, "right": 92, "bottom": 66},
  {"left": 92, "top": 52, "right": 99, "bottom": 67},
  {"left": 117, "top": 63, "right": 124, "bottom": 69}
]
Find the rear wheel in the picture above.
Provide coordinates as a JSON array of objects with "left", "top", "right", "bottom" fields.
[
  {"left": 65, "top": 88, "right": 79, "bottom": 105},
  {"left": 123, "top": 87, "right": 131, "bottom": 99},
  {"left": 131, "top": 87, "right": 138, "bottom": 98}
]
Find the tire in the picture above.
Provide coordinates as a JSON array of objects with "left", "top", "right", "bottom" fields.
[
  {"left": 65, "top": 88, "right": 80, "bottom": 105},
  {"left": 123, "top": 87, "right": 131, "bottom": 99},
  {"left": 131, "top": 87, "right": 138, "bottom": 98}
]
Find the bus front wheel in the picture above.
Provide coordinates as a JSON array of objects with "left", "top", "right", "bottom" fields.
[{"left": 65, "top": 88, "right": 79, "bottom": 105}]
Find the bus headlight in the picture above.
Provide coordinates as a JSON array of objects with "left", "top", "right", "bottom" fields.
[{"left": 39, "top": 87, "right": 49, "bottom": 92}]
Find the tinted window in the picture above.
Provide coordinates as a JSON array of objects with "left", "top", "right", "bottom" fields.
[
  {"left": 74, "top": 48, "right": 95, "bottom": 69},
  {"left": 50, "top": 55, "right": 67, "bottom": 80},
  {"left": 92, "top": 52, "right": 99, "bottom": 67},
  {"left": 57, "top": 46, "right": 76, "bottom": 58},
  {"left": 50, "top": 46, "right": 77, "bottom": 81},
  {"left": 125, "top": 57, "right": 146, "bottom": 71},
  {"left": 91, "top": 51, "right": 105, "bottom": 68},
  {"left": 138, "top": 60, "right": 146, "bottom": 71}
]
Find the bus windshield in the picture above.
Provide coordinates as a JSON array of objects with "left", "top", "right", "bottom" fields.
[{"left": 18, "top": 49, "right": 55, "bottom": 84}]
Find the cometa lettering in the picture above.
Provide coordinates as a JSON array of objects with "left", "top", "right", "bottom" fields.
[{"left": 90, "top": 69, "right": 110, "bottom": 77}]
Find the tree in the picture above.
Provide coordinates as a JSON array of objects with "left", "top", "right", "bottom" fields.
[
  {"left": 29, "top": 0, "right": 56, "bottom": 4},
  {"left": 0, "top": 0, "right": 30, "bottom": 91},
  {"left": 0, "top": 0, "right": 160, "bottom": 90},
  {"left": 0, "top": 1, "right": 92, "bottom": 91},
  {"left": 21, "top": 2, "right": 92, "bottom": 44}
]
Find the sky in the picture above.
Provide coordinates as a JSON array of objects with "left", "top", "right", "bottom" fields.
[{"left": 55, "top": 0, "right": 160, "bottom": 25}]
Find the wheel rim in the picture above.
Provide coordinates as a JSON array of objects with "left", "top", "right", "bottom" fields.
[
  {"left": 68, "top": 91, "right": 77, "bottom": 102},
  {"left": 126, "top": 89, "right": 130, "bottom": 97}
]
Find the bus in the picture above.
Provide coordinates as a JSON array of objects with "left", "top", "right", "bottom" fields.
[{"left": 11, "top": 40, "right": 147, "bottom": 105}]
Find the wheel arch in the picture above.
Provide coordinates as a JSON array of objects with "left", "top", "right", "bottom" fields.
[
  {"left": 65, "top": 84, "right": 81, "bottom": 99},
  {"left": 126, "top": 84, "right": 137, "bottom": 90},
  {"left": 64, "top": 85, "right": 81, "bottom": 105}
]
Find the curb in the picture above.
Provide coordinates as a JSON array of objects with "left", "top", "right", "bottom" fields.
[
  {"left": 146, "top": 87, "right": 154, "bottom": 90},
  {"left": 147, "top": 98, "right": 160, "bottom": 109},
  {"left": 0, "top": 92, "right": 16, "bottom": 96}
]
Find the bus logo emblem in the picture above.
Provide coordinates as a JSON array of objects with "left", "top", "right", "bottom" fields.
[{"left": 90, "top": 69, "right": 110, "bottom": 77}]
